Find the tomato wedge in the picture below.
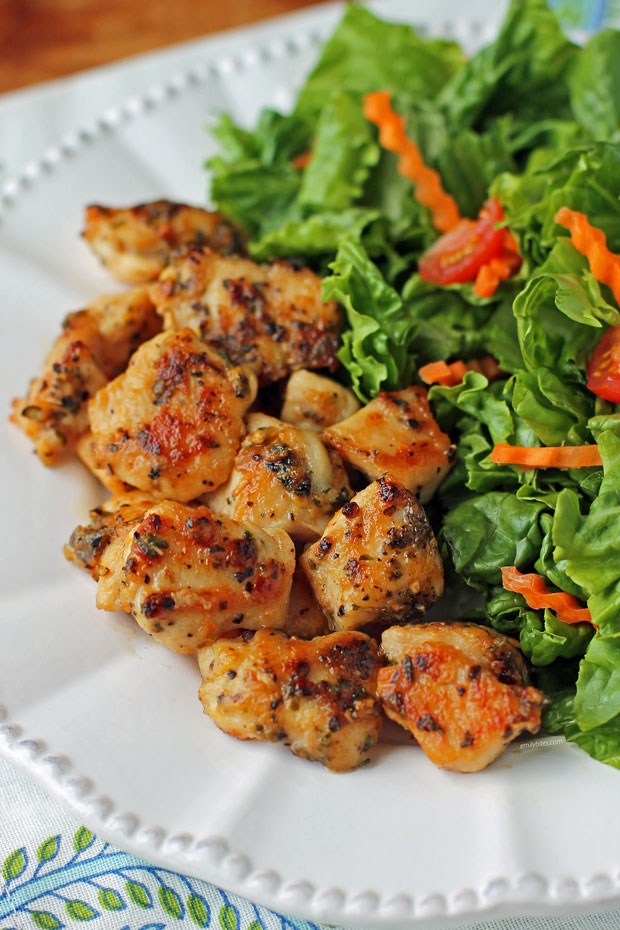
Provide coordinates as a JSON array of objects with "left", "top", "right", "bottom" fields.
[
  {"left": 418, "top": 197, "right": 506, "bottom": 286},
  {"left": 586, "top": 324, "right": 620, "bottom": 403}
]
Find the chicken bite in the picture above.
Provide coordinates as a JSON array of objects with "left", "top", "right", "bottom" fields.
[
  {"left": 206, "top": 414, "right": 351, "bottom": 541},
  {"left": 198, "top": 628, "right": 382, "bottom": 771},
  {"left": 64, "top": 490, "right": 158, "bottom": 580},
  {"left": 323, "top": 386, "right": 456, "bottom": 503},
  {"left": 82, "top": 201, "right": 244, "bottom": 284},
  {"left": 300, "top": 476, "right": 444, "bottom": 631},
  {"left": 378, "top": 622, "right": 545, "bottom": 773},
  {"left": 96, "top": 500, "right": 295, "bottom": 653},
  {"left": 11, "top": 286, "right": 160, "bottom": 465},
  {"left": 281, "top": 370, "right": 360, "bottom": 433},
  {"left": 151, "top": 248, "right": 341, "bottom": 385},
  {"left": 85, "top": 328, "right": 257, "bottom": 501},
  {"left": 282, "top": 570, "right": 330, "bottom": 639}
]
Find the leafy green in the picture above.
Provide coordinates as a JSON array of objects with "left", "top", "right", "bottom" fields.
[
  {"left": 442, "top": 492, "right": 546, "bottom": 589},
  {"left": 569, "top": 30, "right": 620, "bottom": 140},
  {"left": 299, "top": 92, "right": 380, "bottom": 210},
  {"left": 438, "top": 0, "right": 577, "bottom": 131},
  {"left": 322, "top": 238, "right": 417, "bottom": 400},
  {"left": 295, "top": 5, "right": 464, "bottom": 121}
]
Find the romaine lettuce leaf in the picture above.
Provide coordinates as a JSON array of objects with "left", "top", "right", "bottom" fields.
[
  {"left": 569, "top": 29, "right": 620, "bottom": 141},
  {"left": 295, "top": 5, "right": 464, "bottom": 122},
  {"left": 322, "top": 238, "right": 417, "bottom": 400},
  {"left": 438, "top": 0, "right": 577, "bottom": 131},
  {"left": 441, "top": 491, "right": 546, "bottom": 589}
]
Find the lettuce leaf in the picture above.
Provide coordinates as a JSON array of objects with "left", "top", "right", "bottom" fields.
[
  {"left": 441, "top": 491, "right": 546, "bottom": 589},
  {"left": 569, "top": 29, "right": 620, "bottom": 141},
  {"left": 322, "top": 238, "right": 417, "bottom": 400},
  {"left": 554, "top": 431, "right": 620, "bottom": 633},
  {"left": 438, "top": 0, "right": 577, "bottom": 131},
  {"left": 299, "top": 92, "right": 380, "bottom": 211},
  {"left": 295, "top": 5, "right": 464, "bottom": 121}
]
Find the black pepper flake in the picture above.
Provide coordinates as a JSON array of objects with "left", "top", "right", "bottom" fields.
[
  {"left": 226, "top": 669, "right": 237, "bottom": 679},
  {"left": 468, "top": 665, "right": 481, "bottom": 680},
  {"left": 416, "top": 714, "right": 443, "bottom": 733},
  {"left": 402, "top": 655, "right": 414, "bottom": 684},
  {"left": 337, "top": 605, "right": 346, "bottom": 617},
  {"left": 328, "top": 716, "right": 341, "bottom": 732},
  {"left": 406, "top": 418, "right": 420, "bottom": 430},
  {"left": 233, "top": 565, "right": 254, "bottom": 584},
  {"left": 460, "top": 730, "right": 474, "bottom": 748},
  {"left": 341, "top": 501, "right": 360, "bottom": 519},
  {"left": 318, "top": 538, "right": 332, "bottom": 556},
  {"left": 457, "top": 685, "right": 466, "bottom": 696}
]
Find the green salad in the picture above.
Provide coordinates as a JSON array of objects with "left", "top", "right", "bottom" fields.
[{"left": 205, "top": 0, "right": 620, "bottom": 768}]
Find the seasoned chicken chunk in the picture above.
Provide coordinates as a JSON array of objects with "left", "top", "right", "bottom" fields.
[
  {"left": 378, "top": 622, "right": 545, "bottom": 773},
  {"left": 198, "top": 629, "right": 382, "bottom": 771},
  {"left": 85, "top": 329, "right": 257, "bottom": 501},
  {"left": 281, "top": 370, "right": 360, "bottom": 433},
  {"left": 82, "top": 201, "right": 244, "bottom": 284},
  {"left": 11, "top": 286, "right": 160, "bottom": 465},
  {"left": 323, "top": 386, "right": 456, "bottom": 503},
  {"left": 78, "top": 287, "right": 162, "bottom": 377},
  {"left": 207, "top": 414, "right": 351, "bottom": 541},
  {"left": 300, "top": 476, "right": 444, "bottom": 631},
  {"left": 151, "top": 248, "right": 341, "bottom": 385},
  {"left": 96, "top": 500, "right": 295, "bottom": 653},
  {"left": 64, "top": 491, "right": 158, "bottom": 580},
  {"left": 282, "top": 570, "right": 330, "bottom": 639}
]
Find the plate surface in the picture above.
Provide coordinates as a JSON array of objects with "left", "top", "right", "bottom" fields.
[{"left": 1, "top": 3, "right": 620, "bottom": 928}]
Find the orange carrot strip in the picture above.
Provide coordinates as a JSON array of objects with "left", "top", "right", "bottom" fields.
[
  {"left": 292, "top": 150, "right": 312, "bottom": 170},
  {"left": 490, "top": 443, "right": 603, "bottom": 469},
  {"left": 501, "top": 566, "right": 594, "bottom": 626},
  {"left": 363, "top": 91, "right": 461, "bottom": 233},
  {"left": 555, "top": 207, "right": 620, "bottom": 306},
  {"left": 473, "top": 243, "right": 522, "bottom": 298},
  {"left": 420, "top": 356, "right": 502, "bottom": 387}
]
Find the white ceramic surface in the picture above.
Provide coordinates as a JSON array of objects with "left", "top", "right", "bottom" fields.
[{"left": 1, "top": 4, "right": 619, "bottom": 929}]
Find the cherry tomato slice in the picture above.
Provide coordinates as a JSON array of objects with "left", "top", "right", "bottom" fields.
[
  {"left": 586, "top": 324, "right": 620, "bottom": 403},
  {"left": 418, "top": 197, "right": 506, "bottom": 286}
]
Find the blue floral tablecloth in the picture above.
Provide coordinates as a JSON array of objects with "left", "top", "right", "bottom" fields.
[{"left": 3, "top": 1, "right": 620, "bottom": 929}]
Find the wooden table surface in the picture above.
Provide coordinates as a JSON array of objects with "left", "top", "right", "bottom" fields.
[{"left": 0, "top": 0, "right": 330, "bottom": 94}]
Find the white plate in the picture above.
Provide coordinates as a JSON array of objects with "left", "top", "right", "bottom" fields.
[{"left": 1, "top": 3, "right": 619, "bottom": 928}]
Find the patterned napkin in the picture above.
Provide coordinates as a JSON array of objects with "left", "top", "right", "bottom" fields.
[{"left": 3, "top": 2, "right": 620, "bottom": 929}]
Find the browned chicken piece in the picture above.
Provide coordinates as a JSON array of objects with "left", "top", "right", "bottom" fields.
[
  {"left": 79, "top": 287, "right": 162, "bottom": 377},
  {"left": 11, "top": 286, "right": 160, "bottom": 465},
  {"left": 206, "top": 413, "right": 351, "bottom": 541},
  {"left": 96, "top": 500, "right": 295, "bottom": 653},
  {"left": 151, "top": 248, "right": 341, "bottom": 385},
  {"left": 281, "top": 370, "right": 360, "bottom": 433},
  {"left": 197, "top": 628, "right": 382, "bottom": 771},
  {"left": 282, "top": 570, "right": 330, "bottom": 639},
  {"left": 64, "top": 490, "right": 158, "bottom": 580},
  {"left": 82, "top": 201, "right": 244, "bottom": 284},
  {"left": 76, "top": 433, "right": 134, "bottom": 495},
  {"left": 300, "top": 476, "right": 444, "bottom": 632},
  {"left": 323, "top": 386, "right": 456, "bottom": 504},
  {"left": 85, "top": 328, "right": 257, "bottom": 501},
  {"left": 378, "top": 622, "right": 546, "bottom": 773}
]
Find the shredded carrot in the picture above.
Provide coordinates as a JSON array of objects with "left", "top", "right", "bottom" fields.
[
  {"left": 501, "top": 566, "right": 594, "bottom": 626},
  {"left": 555, "top": 207, "right": 620, "bottom": 306},
  {"left": 419, "top": 356, "right": 501, "bottom": 387},
  {"left": 490, "top": 443, "right": 603, "bottom": 469},
  {"left": 292, "top": 150, "right": 312, "bottom": 170},
  {"left": 363, "top": 91, "right": 461, "bottom": 233},
  {"left": 473, "top": 245, "right": 522, "bottom": 298}
]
